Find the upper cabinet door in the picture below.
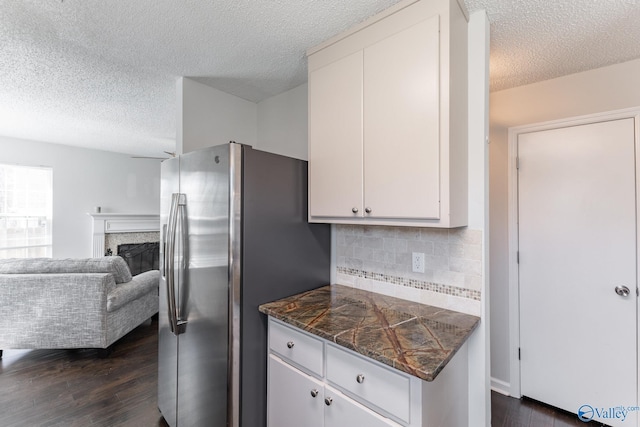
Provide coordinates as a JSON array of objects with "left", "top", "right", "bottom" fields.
[
  {"left": 363, "top": 16, "right": 440, "bottom": 219},
  {"left": 308, "top": 51, "right": 364, "bottom": 218},
  {"left": 307, "top": 0, "right": 467, "bottom": 227}
]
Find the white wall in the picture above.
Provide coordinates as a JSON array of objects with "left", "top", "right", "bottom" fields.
[
  {"left": 1, "top": 136, "right": 161, "bottom": 258},
  {"left": 327, "top": 11, "right": 491, "bottom": 425},
  {"left": 256, "top": 83, "right": 309, "bottom": 160},
  {"left": 0, "top": 79, "right": 305, "bottom": 259},
  {"left": 177, "top": 77, "right": 258, "bottom": 154},
  {"left": 178, "top": 77, "right": 309, "bottom": 160},
  {"left": 489, "top": 58, "right": 640, "bottom": 392},
  {"left": 467, "top": 10, "right": 491, "bottom": 426}
]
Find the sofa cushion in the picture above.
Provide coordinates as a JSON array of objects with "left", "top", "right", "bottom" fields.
[
  {"left": 0, "top": 257, "right": 133, "bottom": 284},
  {"left": 106, "top": 269, "right": 159, "bottom": 312}
]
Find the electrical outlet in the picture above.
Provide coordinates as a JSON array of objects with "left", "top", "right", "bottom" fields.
[{"left": 412, "top": 252, "right": 425, "bottom": 273}]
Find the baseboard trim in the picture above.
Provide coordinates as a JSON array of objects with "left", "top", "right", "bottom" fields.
[{"left": 491, "top": 378, "right": 511, "bottom": 396}]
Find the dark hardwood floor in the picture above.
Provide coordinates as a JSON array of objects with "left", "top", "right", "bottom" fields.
[
  {"left": 492, "top": 391, "right": 609, "bottom": 427},
  {"left": 0, "top": 317, "right": 608, "bottom": 426},
  {"left": 0, "top": 316, "right": 169, "bottom": 427}
]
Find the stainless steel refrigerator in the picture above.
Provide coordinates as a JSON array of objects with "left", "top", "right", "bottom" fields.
[{"left": 158, "top": 142, "right": 331, "bottom": 427}]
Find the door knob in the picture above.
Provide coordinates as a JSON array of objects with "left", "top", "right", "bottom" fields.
[
  {"left": 324, "top": 397, "right": 333, "bottom": 406},
  {"left": 310, "top": 389, "right": 319, "bottom": 398},
  {"left": 356, "top": 374, "right": 365, "bottom": 383},
  {"left": 364, "top": 207, "right": 372, "bottom": 214},
  {"left": 286, "top": 341, "right": 294, "bottom": 349},
  {"left": 352, "top": 207, "right": 359, "bottom": 214},
  {"left": 615, "top": 285, "right": 631, "bottom": 297}
]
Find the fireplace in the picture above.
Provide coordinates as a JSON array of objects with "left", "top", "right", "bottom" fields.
[
  {"left": 88, "top": 213, "right": 161, "bottom": 273},
  {"left": 117, "top": 242, "right": 160, "bottom": 275}
]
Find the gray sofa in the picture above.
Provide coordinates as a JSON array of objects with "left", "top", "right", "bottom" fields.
[{"left": 0, "top": 256, "right": 159, "bottom": 357}]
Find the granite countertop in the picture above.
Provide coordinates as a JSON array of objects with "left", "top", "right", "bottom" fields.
[{"left": 258, "top": 284, "right": 480, "bottom": 382}]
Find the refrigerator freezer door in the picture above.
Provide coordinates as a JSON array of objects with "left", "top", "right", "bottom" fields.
[
  {"left": 159, "top": 157, "right": 180, "bottom": 427},
  {"left": 177, "top": 145, "right": 230, "bottom": 426},
  {"left": 240, "top": 148, "right": 332, "bottom": 427}
]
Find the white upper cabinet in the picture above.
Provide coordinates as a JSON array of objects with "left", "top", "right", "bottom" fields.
[
  {"left": 307, "top": 0, "right": 468, "bottom": 227},
  {"left": 363, "top": 16, "right": 440, "bottom": 220},
  {"left": 308, "top": 51, "right": 364, "bottom": 218}
]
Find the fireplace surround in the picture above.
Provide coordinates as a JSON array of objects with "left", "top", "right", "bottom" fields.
[{"left": 88, "top": 213, "right": 160, "bottom": 261}]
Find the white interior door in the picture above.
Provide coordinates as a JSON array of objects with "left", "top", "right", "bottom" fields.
[{"left": 518, "top": 118, "right": 637, "bottom": 426}]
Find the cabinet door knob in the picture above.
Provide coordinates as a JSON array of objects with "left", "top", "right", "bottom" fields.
[
  {"left": 364, "top": 207, "right": 372, "bottom": 214},
  {"left": 324, "top": 397, "right": 333, "bottom": 406},
  {"left": 310, "top": 389, "right": 319, "bottom": 398},
  {"left": 615, "top": 285, "right": 631, "bottom": 297},
  {"left": 286, "top": 341, "right": 294, "bottom": 349},
  {"left": 356, "top": 374, "right": 365, "bottom": 383},
  {"left": 352, "top": 207, "right": 359, "bottom": 214}
]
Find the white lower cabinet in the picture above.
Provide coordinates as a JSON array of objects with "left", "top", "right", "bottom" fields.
[
  {"left": 268, "top": 355, "right": 324, "bottom": 427},
  {"left": 323, "top": 383, "right": 399, "bottom": 427},
  {"left": 268, "top": 355, "right": 399, "bottom": 427},
  {"left": 266, "top": 317, "right": 469, "bottom": 427}
]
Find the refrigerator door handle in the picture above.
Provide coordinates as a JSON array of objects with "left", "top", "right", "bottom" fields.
[
  {"left": 161, "top": 224, "right": 167, "bottom": 278},
  {"left": 176, "top": 195, "right": 188, "bottom": 333},
  {"left": 166, "top": 193, "right": 187, "bottom": 336}
]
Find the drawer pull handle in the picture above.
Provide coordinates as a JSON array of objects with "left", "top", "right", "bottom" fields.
[
  {"left": 324, "top": 397, "right": 333, "bottom": 406},
  {"left": 310, "top": 389, "right": 319, "bottom": 398},
  {"left": 356, "top": 374, "right": 365, "bottom": 383},
  {"left": 286, "top": 341, "right": 295, "bottom": 349}
]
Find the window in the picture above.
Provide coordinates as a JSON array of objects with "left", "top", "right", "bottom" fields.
[{"left": 0, "top": 164, "right": 53, "bottom": 259}]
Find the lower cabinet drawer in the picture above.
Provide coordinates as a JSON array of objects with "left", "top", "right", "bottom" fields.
[
  {"left": 268, "top": 318, "right": 324, "bottom": 377},
  {"left": 325, "top": 343, "right": 411, "bottom": 424}
]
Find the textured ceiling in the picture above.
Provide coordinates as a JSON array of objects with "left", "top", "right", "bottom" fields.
[
  {"left": 2, "top": 0, "right": 640, "bottom": 157},
  {"left": 465, "top": 0, "right": 640, "bottom": 91}
]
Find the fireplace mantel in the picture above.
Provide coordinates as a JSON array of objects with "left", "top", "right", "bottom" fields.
[{"left": 88, "top": 213, "right": 160, "bottom": 257}]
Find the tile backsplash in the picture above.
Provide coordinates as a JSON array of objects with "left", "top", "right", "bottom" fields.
[{"left": 335, "top": 225, "right": 482, "bottom": 316}]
